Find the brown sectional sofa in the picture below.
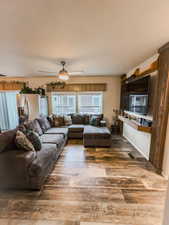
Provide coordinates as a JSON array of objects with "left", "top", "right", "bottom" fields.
[
  {"left": 0, "top": 114, "right": 111, "bottom": 190},
  {"left": 0, "top": 120, "right": 68, "bottom": 190},
  {"left": 67, "top": 114, "right": 111, "bottom": 147}
]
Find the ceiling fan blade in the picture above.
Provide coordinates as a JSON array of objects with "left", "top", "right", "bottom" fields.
[
  {"left": 38, "top": 70, "right": 57, "bottom": 73},
  {"left": 0, "top": 74, "right": 7, "bottom": 77},
  {"left": 69, "top": 71, "right": 84, "bottom": 75}
]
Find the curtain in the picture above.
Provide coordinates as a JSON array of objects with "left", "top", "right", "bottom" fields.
[
  {"left": 0, "top": 92, "right": 19, "bottom": 130},
  {"left": 0, "top": 93, "right": 9, "bottom": 130}
]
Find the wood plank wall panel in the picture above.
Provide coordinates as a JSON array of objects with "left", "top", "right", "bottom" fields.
[
  {"left": 47, "top": 83, "right": 107, "bottom": 92},
  {"left": 0, "top": 81, "right": 25, "bottom": 90},
  {"left": 150, "top": 43, "right": 169, "bottom": 173}
]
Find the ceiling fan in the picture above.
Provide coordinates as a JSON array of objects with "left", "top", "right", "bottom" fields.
[
  {"left": 38, "top": 61, "right": 84, "bottom": 80},
  {"left": 0, "top": 74, "right": 7, "bottom": 77}
]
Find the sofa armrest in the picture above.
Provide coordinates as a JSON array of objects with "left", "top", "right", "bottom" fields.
[
  {"left": 0, "top": 150, "right": 37, "bottom": 188},
  {"left": 100, "top": 120, "right": 107, "bottom": 127}
]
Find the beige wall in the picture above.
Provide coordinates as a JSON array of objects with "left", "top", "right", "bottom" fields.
[{"left": 0, "top": 75, "right": 121, "bottom": 125}]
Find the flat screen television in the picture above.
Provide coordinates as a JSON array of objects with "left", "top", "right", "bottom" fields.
[{"left": 124, "top": 76, "right": 150, "bottom": 115}]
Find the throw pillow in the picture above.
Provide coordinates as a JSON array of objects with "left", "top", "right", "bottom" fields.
[
  {"left": 26, "top": 130, "right": 42, "bottom": 151},
  {"left": 15, "top": 130, "right": 35, "bottom": 152},
  {"left": 90, "top": 115, "right": 101, "bottom": 127},
  {"left": 64, "top": 115, "right": 72, "bottom": 126},
  {"left": 53, "top": 115, "right": 65, "bottom": 127}
]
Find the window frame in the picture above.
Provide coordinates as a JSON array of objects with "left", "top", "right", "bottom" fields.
[
  {"left": 52, "top": 91, "right": 103, "bottom": 115},
  {"left": 52, "top": 92, "right": 77, "bottom": 115},
  {"left": 77, "top": 92, "right": 103, "bottom": 114}
]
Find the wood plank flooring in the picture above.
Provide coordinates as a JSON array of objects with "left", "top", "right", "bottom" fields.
[{"left": 0, "top": 136, "right": 168, "bottom": 225}]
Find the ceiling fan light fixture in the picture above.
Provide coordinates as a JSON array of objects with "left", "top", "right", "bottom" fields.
[
  {"left": 58, "top": 61, "right": 69, "bottom": 80},
  {"left": 58, "top": 69, "right": 69, "bottom": 80}
]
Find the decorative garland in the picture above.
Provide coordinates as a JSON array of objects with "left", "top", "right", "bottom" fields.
[
  {"left": 46, "top": 81, "right": 65, "bottom": 90},
  {"left": 20, "top": 86, "right": 46, "bottom": 96}
]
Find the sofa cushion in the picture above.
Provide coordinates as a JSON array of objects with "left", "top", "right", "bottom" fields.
[
  {"left": 25, "top": 130, "right": 42, "bottom": 151},
  {"left": 0, "top": 129, "right": 17, "bottom": 152},
  {"left": 71, "top": 114, "right": 85, "bottom": 124},
  {"left": 37, "top": 116, "right": 51, "bottom": 132},
  {"left": 40, "top": 134, "right": 64, "bottom": 145},
  {"left": 29, "top": 143, "right": 57, "bottom": 177},
  {"left": 15, "top": 131, "right": 35, "bottom": 152},
  {"left": 45, "top": 127, "right": 68, "bottom": 137},
  {"left": 84, "top": 125, "right": 111, "bottom": 138},
  {"left": 68, "top": 124, "right": 84, "bottom": 132},
  {"left": 25, "top": 120, "right": 43, "bottom": 136}
]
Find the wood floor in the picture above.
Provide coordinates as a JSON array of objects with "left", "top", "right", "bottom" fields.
[{"left": 0, "top": 136, "right": 168, "bottom": 225}]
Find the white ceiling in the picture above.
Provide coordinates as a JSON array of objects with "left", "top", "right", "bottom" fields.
[{"left": 0, "top": 0, "right": 169, "bottom": 77}]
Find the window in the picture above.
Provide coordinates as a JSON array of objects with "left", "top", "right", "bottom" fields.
[
  {"left": 52, "top": 93, "right": 76, "bottom": 114},
  {"left": 52, "top": 92, "right": 103, "bottom": 114},
  {"left": 78, "top": 93, "right": 102, "bottom": 114},
  {"left": 0, "top": 92, "right": 19, "bottom": 130}
]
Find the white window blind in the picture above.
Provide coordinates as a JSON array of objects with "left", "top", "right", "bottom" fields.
[
  {"left": 78, "top": 93, "right": 102, "bottom": 114},
  {"left": 52, "top": 92, "right": 103, "bottom": 115},
  {"left": 52, "top": 93, "right": 76, "bottom": 115},
  {"left": 0, "top": 92, "right": 19, "bottom": 130}
]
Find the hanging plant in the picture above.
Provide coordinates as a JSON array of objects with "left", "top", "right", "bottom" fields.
[
  {"left": 20, "top": 86, "right": 35, "bottom": 94},
  {"left": 20, "top": 86, "right": 46, "bottom": 95},
  {"left": 34, "top": 87, "right": 46, "bottom": 96}
]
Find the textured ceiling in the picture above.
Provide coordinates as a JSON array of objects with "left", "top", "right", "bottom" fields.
[{"left": 0, "top": 0, "right": 169, "bottom": 77}]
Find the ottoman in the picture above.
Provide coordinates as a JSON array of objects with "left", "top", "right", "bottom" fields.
[
  {"left": 83, "top": 126, "right": 111, "bottom": 147},
  {"left": 68, "top": 124, "right": 84, "bottom": 139}
]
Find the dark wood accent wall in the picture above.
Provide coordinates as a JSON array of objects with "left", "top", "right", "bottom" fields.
[
  {"left": 150, "top": 42, "right": 169, "bottom": 173},
  {"left": 148, "top": 73, "right": 158, "bottom": 116}
]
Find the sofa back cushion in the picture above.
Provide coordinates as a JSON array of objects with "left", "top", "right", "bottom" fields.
[
  {"left": 25, "top": 120, "right": 43, "bottom": 136},
  {"left": 71, "top": 114, "right": 85, "bottom": 124},
  {"left": 70, "top": 114, "right": 103, "bottom": 125},
  {"left": 83, "top": 114, "right": 90, "bottom": 125},
  {"left": 37, "top": 116, "right": 51, "bottom": 132},
  {"left": 0, "top": 129, "right": 17, "bottom": 152}
]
